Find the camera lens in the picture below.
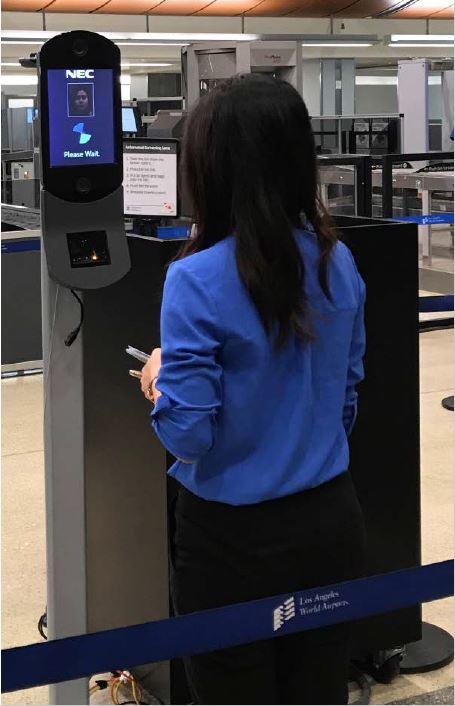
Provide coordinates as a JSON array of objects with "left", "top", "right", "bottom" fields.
[{"left": 72, "top": 39, "right": 88, "bottom": 57}]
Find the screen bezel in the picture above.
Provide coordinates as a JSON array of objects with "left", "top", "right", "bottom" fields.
[
  {"left": 39, "top": 31, "right": 123, "bottom": 203},
  {"left": 123, "top": 137, "right": 180, "bottom": 219}
]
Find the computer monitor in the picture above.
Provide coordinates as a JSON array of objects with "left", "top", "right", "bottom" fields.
[
  {"left": 122, "top": 106, "right": 138, "bottom": 134},
  {"left": 123, "top": 138, "right": 178, "bottom": 217},
  {"left": 26, "top": 107, "right": 38, "bottom": 124}
]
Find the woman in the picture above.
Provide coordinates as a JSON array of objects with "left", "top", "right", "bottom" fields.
[{"left": 140, "top": 74, "right": 366, "bottom": 705}]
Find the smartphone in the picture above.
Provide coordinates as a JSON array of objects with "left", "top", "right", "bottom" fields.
[{"left": 126, "top": 345, "right": 149, "bottom": 364}]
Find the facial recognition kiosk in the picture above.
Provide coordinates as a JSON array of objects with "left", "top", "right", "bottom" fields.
[{"left": 38, "top": 30, "right": 133, "bottom": 704}]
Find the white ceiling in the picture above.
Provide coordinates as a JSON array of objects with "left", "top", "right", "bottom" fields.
[{"left": 1, "top": 11, "right": 453, "bottom": 75}]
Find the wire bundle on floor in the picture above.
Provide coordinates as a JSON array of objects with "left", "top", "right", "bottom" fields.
[{"left": 109, "top": 670, "right": 145, "bottom": 705}]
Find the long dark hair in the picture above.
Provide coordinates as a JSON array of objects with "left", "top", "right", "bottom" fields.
[{"left": 180, "top": 73, "right": 337, "bottom": 347}]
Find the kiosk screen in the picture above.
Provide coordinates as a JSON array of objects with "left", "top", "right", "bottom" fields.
[
  {"left": 123, "top": 139, "right": 177, "bottom": 217},
  {"left": 47, "top": 68, "right": 116, "bottom": 167}
]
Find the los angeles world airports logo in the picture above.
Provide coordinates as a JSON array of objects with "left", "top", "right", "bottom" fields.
[
  {"left": 273, "top": 596, "right": 296, "bottom": 631},
  {"left": 73, "top": 122, "right": 92, "bottom": 145}
]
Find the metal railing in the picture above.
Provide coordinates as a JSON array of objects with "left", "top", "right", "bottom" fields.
[
  {"left": 380, "top": 151, "right": 454, "bottom": 218},
  {"left": 317, "top": 154, "right": 373, "bottom": 218}
]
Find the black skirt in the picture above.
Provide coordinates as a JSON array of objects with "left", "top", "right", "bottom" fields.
[{"left": 170, "top": 471, "right": 366, "bottom": 705}]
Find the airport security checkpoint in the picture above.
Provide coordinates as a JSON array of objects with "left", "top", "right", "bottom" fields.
[{"left": 1, "top": 5, "right": 454, "bottom": 706}]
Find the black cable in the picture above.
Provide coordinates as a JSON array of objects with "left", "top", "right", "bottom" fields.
[
  {"left": 37, "top": 610, "right": 47, "bottom": 640},
  {"left": 94, "top": 679, "right": 109, "bottom": 690},
  {"left": 64, "top": 289, "right": 84, "bottom": 347},
  {"left": 349, "top": 663, "right": 372, "bottom": 705}
]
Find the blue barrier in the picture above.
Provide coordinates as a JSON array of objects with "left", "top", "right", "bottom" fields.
[
  {"left": 156, "top": 225, "right": 191, "bottom": 240},
  {"left": 2, "top": 560, "right": 453, "bottom": 694},
  {"left": 399, "top": 214, "right": 454, "bottom": 226},
  {"left": 1, "top": 239, "right": 40, "bottom": 254},
  {"left": 419, "top": 295, "right": 454, "bottom": 313}
]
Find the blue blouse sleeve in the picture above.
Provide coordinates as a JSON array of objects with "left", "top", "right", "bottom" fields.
[
  {"left": 151, "top": 261, "right": 223, "bottom": 462},
  {"left": 343, "top": 270, "right": 366, "bottom": 436}
]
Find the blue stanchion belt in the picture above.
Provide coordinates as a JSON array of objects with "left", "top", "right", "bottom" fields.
[
  {"left": 399, "top": 214, "right": 454, "bottom": 226},
  {"left": 1, "top": 239, "right": 40, "bottom": 254},
  {"left": 156, "top": 225, "right": 191, "bottom": 240},
  {"left": 419, "top": 295, "right": 454, "bottom": 313},
  {"left": 2, "top": 560, "right": 453, "bottom": 693}
]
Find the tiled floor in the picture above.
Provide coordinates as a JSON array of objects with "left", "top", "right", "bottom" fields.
[
  {"left": 426, "top": 230, "right": 454, "bottom": 274},
  {"left": 2, "top": 327, "right": 453, "bottom": 706}
]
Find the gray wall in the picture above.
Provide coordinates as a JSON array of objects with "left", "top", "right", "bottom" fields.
[
  {"left": 355, "top": 83, "right": 442, "bottom": 119},
  {"left": 356, "top": 85, "right": 397, "bottom": 115},
  {"left": 130, "top": 75, "right": 148, "bottom": 100}
]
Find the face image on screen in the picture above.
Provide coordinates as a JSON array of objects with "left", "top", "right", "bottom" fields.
[
  {"left": 122, "top": 107, "right": 137, "bottom": 133},
  {"left": 67, "top": 83, "right": 94, "bottom": 117},
  {"left": 47, "top": 68, "right": 116, "bottom": 168}
]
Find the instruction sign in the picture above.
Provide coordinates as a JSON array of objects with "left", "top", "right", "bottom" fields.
[{"left": 123, "top": 139, "right": 177, "bottom": 217}]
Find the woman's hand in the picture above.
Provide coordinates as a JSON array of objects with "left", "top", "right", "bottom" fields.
[{"left": 141, "top": 348, "right": 162, "bottom": 403}]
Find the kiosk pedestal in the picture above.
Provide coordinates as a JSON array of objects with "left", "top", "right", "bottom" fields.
[{"left": 38, "top": 30, "right": 131, "bottom": 704}]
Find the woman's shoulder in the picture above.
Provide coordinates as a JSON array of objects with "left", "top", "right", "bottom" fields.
[
  {"left": 297, "top": 229, "right": 358, "bottom": 272},
  {"left": 168, "top": 237, "right": 235, "bottom": 284}
]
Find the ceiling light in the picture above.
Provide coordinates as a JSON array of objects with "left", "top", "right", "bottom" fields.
[
  {"left": 1, "top": 74, "right": 38, "bottom": 85},
  {"left": 391, "top": 35, "right": 454, "bottom": 42},
  {"left": 355, "top": 75, "right": 442, "bottom": 85},
  {"left": 109, "top": 32, "right": 259, "bottom": 42},
  {"left": 300, "top": 33, "right": 377, "bottom": 47},
  {"left": 1, "top": 30, "right": 258, "bottom": 43},
  {"left": 1, "top": 62, "right": 20, "bottom": 66},
  {"left": 2, "top": 31, "right": 55, "bottom": 40},
  {"left": 302, "top": 42, "right": 373, "bottom": 47},
  {"left": 116, "top": 42, "right": 189, "bottom": 46},
  {"left": 121, "top": 63, "right": 173, "bottom": 68},
  {"left": 356, "top": 76, "right": 398, "bottom": 85},
  {"left": 2, "top": 40, "right": 44, "bottom": 45},
  {"left": 389, "top": 43, "right": 453, "bottom": 48}
]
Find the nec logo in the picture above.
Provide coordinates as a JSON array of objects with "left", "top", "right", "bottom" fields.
[{"left": 66, "top": 69, "right": 94, "bottom": 79}]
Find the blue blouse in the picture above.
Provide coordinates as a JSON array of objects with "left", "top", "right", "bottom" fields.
[{"left": 151, "top": 230, "right": 366, "bottom": 506}]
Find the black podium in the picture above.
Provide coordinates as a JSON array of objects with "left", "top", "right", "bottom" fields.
[
  {"left": 80, "top": 216, "right": 420, "bottom": 703},
  {"left": 338, "top": 216, "right": 421, "bottom": 655}
]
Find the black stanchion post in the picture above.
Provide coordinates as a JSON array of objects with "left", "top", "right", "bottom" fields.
[
  {"left": 381, "top": 155, "right": 394, "bottom": 218},
  {"left": 401, "top": 623, "right": 454, "bottom": 673},
  {"left": 357, "top": 155, "right": 372, "bottom": 218}
]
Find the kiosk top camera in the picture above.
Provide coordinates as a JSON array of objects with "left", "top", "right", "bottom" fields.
[{"left": 38, "top": 31, "right": 130, "bottom": 290}]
